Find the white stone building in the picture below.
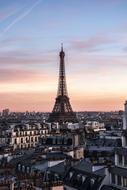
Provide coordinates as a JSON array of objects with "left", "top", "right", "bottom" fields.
[
  {"left": 109, "top": 101, "right": 127, "bottom": 189},
  {"left": 0, "top": 123, "right": 50, "bottom": 150}
]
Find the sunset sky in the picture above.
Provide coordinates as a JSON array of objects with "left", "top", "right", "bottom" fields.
[{"left": 0, "top": 0, "right": 127, "bottom": 111}]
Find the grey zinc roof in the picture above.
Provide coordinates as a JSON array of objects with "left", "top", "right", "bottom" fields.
[
  {"left": 9, "top": 153, "right": 33, "bottom": 166},
  {"left": 73, "top": 159, "right": 92, "bottom": 173},
  {"left": 48, "top": 161, "right": 65, "bottom": 176},
  {"left": 110, "top": 166, "right": 127, "bottom": 177},
  {"left": 101, "top": 185, "right": 126, "bottom": 190},
  {"left": 94, "top": 167, "right": 106, "bottom": 177},
  {"left": 116, "top": 147, "right": 127, "bottom": 156},
  {"left": 46, "top": 152, "right": 71, "bottom": 160}
]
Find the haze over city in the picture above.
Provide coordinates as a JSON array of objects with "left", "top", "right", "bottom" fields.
[{"left": 0, "top": 0, "right": 127, "bottom": 111}]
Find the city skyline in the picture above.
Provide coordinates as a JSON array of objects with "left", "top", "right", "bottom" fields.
[{"left": 0, "top": 0, "right": 127, "bottom": 111}]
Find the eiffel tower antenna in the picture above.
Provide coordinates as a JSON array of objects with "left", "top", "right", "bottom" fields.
[
  {"left": 48, "top": 45, "right": 77, "bottom": 123},
  {"left": 61, "top": 43, "right": 63, "bottom": 51}
]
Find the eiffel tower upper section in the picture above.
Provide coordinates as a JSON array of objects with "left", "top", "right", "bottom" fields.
[
  {"left": 48, "top": 45, "right": 77, "bottom": 123},
  {"left": 57, "top": 44, "right": 68, "bottom": 97}
]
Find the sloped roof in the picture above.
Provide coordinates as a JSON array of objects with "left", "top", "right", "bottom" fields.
[
  {"left": 110, "top": 166, "right": 127, "bottom": 177},
  {"left": 101, "top": 185, "right": 125, "bottom": 190},
  {"left": 48, "top": 161, "right": 65, "bottom": 176},
  {"left": 73, "top": 159, "right": 92, "bottom": 173}
]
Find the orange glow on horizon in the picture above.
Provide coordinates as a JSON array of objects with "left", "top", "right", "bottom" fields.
[{"left": 0, "top": 91, "right": 125, "bottom": 112}]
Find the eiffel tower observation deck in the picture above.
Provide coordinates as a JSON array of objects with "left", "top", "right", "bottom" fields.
[{"left": 48, "top": 45, "right": 78, "bottom": 123}]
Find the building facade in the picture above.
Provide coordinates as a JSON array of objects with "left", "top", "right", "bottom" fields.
[
  {"left": 109, "top": 101, "right": 127, "bottom": 189},
  {"left": 0, "top": 123, "right": 50, "bottom": 150}
]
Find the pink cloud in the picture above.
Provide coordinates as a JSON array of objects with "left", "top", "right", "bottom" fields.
[
  {"left": 0, "top": 69, "right": 52, "bottom": 83},
  {"left": 0, "top": 50, "right": 56, "bottom": 69},
  {"left": 70, "top": 34, "right": 116, "bottom": 51},
  {"left": 68, "top": 53, "right": 127, "bottom": 74}
]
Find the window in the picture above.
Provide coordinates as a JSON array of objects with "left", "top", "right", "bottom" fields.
[
  {"left": 18, "top": 164, "right": 21, "bottom": 171},
  {"left": 111, "top": 174, "right": 115, "bottom": 184},
  {"left": 77, "top": 174, "right": 81, "bottom": 180},
  {"left": 26, "top": 137, "right": 29, "bottom": 142},
  {"left": 21, "top": 131, "right": 23, "bottom": 136},
  {"left": 117, "top": 175, "right": 121, "bottom": 186},
  {"left": 35, "top": 137, "right": 38, "bottom": 142},
  {"left": 31, "top": 137, "right": 33, "bottom": 142},
  {"left": 123, "top": 177, "right": 127, "bottom": 187},
  {"left": 21, "top": 138, "right": 23, "bottom": 143},
  {"left": 125, "top": 136, "right": 127, "bottom": 146},
  {"left": 91, "top": 178, "right": 95, "bottom": 185},
  {"left": 57, "top": 138, "right": 62, "bottom": 145},
  {"left": 118, "top": 154, "right": 122, "bottom": 165},
  {"left": 64, "top": 138, "right": 68, "bottom": 145},
  {"left": 53, "top": 138, "right": 56, "bottom": 145},
  {"left": 22, "top": 165, "right": 25, "bottom": 172},
  {"left": 27, "top": 167, "right": 30, "bottom": 174},
  {"left": 124, "top": 155, "right": 127, "bottom": 166},
  {"left": 82, "top": 176, "right": 86, "bottom": 183},
  {"left": 14, "top": 138, "right": 17, "bottom": 144},
  {"left": 69, "top": 172, "right": 73, "bottom": 179}
]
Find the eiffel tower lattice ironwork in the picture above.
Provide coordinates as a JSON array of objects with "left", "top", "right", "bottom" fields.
[{"left": 48, "top": 45, "right": 77, "bottom": 123}]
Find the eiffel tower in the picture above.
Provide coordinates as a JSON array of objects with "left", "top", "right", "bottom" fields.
[{"left": 48, "top": 45, "right": 77, "bottom": 123}]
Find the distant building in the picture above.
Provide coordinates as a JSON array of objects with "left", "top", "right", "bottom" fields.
[
  {"left": 2, "top": 108, "right": 10, "bottom": 117},
  {"left": 64, "top": 159, "right": 106, "bottom": 190},
  {"left": 101, "top": 101, "right": 127, "bottom": 190},
  {"left": 40, "top": 134, "right": 84, "bottom": 160},
  {"left": 0, "top": 123, "right": 50, "bottom": 150},
  {"left": 0, "top": 175, "right": 15, "bottom": 190},
  {"left": 85, "top": 121, "right": 106, "bottom": 132}
]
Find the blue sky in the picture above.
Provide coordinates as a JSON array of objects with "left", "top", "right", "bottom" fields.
[{"left": 0, "top": 0, "right": 127, "bottom": 111}]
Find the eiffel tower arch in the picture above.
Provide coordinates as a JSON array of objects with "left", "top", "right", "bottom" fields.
[{"left": 48, "top": 45, "right": 78, "bottom": 123}]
